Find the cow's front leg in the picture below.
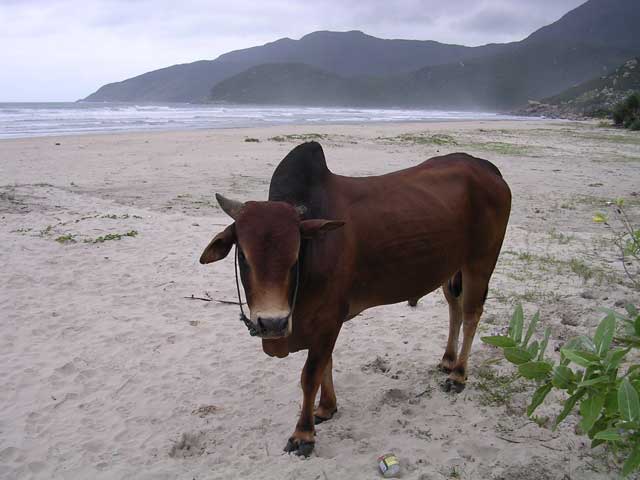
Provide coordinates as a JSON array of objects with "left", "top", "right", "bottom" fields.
[
  {"left": 314, "top": 355, "right": 337, "bottom": 424},
  {"left": 284, "top": 343, "right": 334, "bottom": 456}
]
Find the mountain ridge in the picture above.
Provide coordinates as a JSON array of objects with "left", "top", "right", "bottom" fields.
[
  {"left": 84, "top": 0, "right": 640, "bottom": 109},
  {"left": 84, "top": 30, "right": 506, "bottom": 103}
]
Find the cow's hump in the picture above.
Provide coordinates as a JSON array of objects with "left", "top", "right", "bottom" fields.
[{"left": 268, "top": 141, "right": 331, "bottom": 218}]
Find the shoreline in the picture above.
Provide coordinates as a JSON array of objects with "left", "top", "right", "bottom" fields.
[
  {"left": 0, "top": 102, "right": 538, "bottom": 140},
  {"left": 0, "top": 117, "right": 556, "bottom": 142}
]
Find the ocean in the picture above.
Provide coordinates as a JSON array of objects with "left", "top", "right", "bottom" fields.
[{"left": 0, "top": 102, "right": 526, "bottom": 139}]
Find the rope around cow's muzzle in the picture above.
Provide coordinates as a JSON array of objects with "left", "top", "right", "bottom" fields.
[{"left": 234, "top": 244, "right": 300, "bottom": 337}]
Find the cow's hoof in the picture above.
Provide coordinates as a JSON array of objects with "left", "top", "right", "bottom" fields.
[
  {"left": 442, "top": 378, "right": 466, "bottom": 393},
  {"left": 437, "top": 363, "right": 453, "bottom": 374},
  {"left": 314, "top": 407, "right": 337, "bottom": 425},
  {"left": 408, "top": 298, "right": 419, "bottom": 307},
  {"left": 284, "top": 437, "right": 315, "bottom": 457}
]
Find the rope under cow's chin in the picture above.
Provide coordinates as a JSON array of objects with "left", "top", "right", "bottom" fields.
[{"left": 234, "top": 245, "right": 300, "bottom": 337}]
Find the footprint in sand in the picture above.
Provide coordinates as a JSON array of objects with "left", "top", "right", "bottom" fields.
[{"left": 169, "top": 432, "right": 206, "bottom": 458}]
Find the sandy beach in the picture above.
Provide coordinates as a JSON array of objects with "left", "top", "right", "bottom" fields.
[{"left": 1, "top": 120, "right": 639, "bottom": 479}]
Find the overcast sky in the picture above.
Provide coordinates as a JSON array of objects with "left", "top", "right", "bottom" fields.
[{"left": 0, "top": 0, "right": 587, "bottom": 102}]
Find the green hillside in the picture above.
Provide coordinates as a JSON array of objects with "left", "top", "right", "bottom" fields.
[{"left": 519, "top": 58, "right": 640, "bottom": 118}]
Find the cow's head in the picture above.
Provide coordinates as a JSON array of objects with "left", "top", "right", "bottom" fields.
[{"left": 200, "top": 194, "right": 344, "bottom": 338}]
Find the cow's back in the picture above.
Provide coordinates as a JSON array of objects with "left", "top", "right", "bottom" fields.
[
  {"left": 333, "top": 153, "right": 511, "bottom": 314},
  {"left": 267, "top": 146, "right": 510, "bottom": 315}
]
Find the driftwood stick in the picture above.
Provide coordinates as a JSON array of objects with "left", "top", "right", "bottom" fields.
[{"left": 183, "top": 294, "right": 242, "bottom": 305}]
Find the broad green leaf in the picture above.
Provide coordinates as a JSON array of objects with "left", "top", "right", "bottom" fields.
[
  {"left": 523, "top": 311, "right": 540, "bottom": 347},
  {"left": 591, "top": 438, "right": 605, "bottom": 449},
  {"left": 587, "top": 417, "right": 609, "bottom": 440},
  {"left": 561, "top": 348, "right": 600, "bottom": 368},
  {"left": 594, "top": 429, "right": 622, "bottom": 441},
  {"left": 623, "top": 444, "right": 640, "bottom": 477},
  {"left": 605, "top": 389, "right": 619, "bottom": 416},
  {"left": 481, "top": 336, "right": 516, "bottom": 348},
  {"left": 607, "top": 348, "right": 631, "bottom": 372},
  {"left": 527, "top": 340, "right": 539, "bottom": 358},
  {"left": 552, "top": 365, "right": 574, "bottom": 389},
  {"left": 537, "top": 327, "right": 551, "bottom": 361},
  {"left": 509, "top": 305, "right": 524, "bottom": 344},
  {"left": 519, "top": 361, "right": 553, "bottom": 380},
  {"left": 527, "top": 382, "right": 553, "bottom": 416},
  {"left": 554, "top": 389, "right": 586, "bottom": 430},
  {"left": 600, "top": 307, "right": 629, "bottom": 322},
  {"left": 564, "top": 336, "right": 596, "bottom": 353},
  {"left": 594, "top": 313, "right": 616, "bottom": 357},
  {"left": 577, "top": 376, "right": 609, "bottom": 388},
  {"left": 504, "top": 347, "right": 534, "bottom": 365},
  {"left": 626, "top": 304, "right": 639, "bottom": 317},
  {"left": 618, "top": 378, "right": 640, "bottom": 423},
  {"left": 579, "top": 395, "right": 605, "bottom": 433}
]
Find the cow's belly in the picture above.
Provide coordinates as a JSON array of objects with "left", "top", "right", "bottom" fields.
[
  {"left": 337, "top": 170, "right": 479, "bottom": 319},
  {"left": 346, "top": 248, "right": 460, "bottom": 319}
]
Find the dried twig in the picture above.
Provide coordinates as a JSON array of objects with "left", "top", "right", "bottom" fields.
[
  {"left": 183, "top": 294, "right": 242, "bottom": 305},
  {"left": 496, "top": 435, "right": 521, "bottom": 444},
  {"left": 540, "top": 443, "right": 565, "bottom": 452},
  {"left": 184, "top": 295, "right": 212, "bottom": 302},
  {"left": 415, "top": 388, "right": 432, "bottom": 398}
]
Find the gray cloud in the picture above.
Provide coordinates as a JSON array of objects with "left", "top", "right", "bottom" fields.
[{"left": 0, "top": 0, "right": 587, "bottom": 101}]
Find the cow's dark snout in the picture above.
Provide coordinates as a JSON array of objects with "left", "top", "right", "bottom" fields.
[{"left": 257, "top": 316, "right": 289, "bottom": 336}]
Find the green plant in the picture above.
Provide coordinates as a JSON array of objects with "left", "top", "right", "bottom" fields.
[
  {"left": 482, "top": 305, "right": 640, "bottom": 476},
  {"left": 85, "top": 230, "right": 138, "bottom": 244},
  {"left": 469, "top": 141, "right": 531, "bottom": 156},
  {"left": 475, "top": 366, "right": 526, "bottom": 407},
  {"left": 55, "top": 234, "right": 76, "bottom": 244},
  {"left": 570, "top": 258, "right": 594, "bottom": 282},
  {"left": 594, "top": 199, "right": 640, "bottom": 288},
  {"left": 376, "top": 132, "right": 458, "bottom": 146},
  {"left": 268, "top": 133, "right": 327, "bottom": 142},
  {"left": 613, "top": 93, "right": 640, "bottom": 130},
  {"left": 548, "top": 228, "right": 574, "bottom": 244}
]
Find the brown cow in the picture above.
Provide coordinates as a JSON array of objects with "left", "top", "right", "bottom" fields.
[{"left": 200, "top": 142, "right": 511, "bottom": 456}]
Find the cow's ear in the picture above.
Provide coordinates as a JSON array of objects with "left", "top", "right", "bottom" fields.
[
  {"left": 200, "top": 224, "right": 236, "bottom": 264},
  {"left": 300, "top": 219, "right": 345, "bottom": 239}
]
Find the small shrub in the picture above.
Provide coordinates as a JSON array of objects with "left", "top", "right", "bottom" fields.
[
  {"left": 482, "top": 305, "right": 640, "bottom": 476},
  {"left": 595, "top": 200, "right": 640, "bottom": 288},
  {"left": 244, "top": 138, "right": 260, "bottom": 143},
  {"left": 613, "top": 93, "right": 640, "bottom": 130}
]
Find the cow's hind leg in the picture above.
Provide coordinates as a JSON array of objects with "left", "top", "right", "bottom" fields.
[
  {"left": 439, "top": 271, "right": 463, "bottom": 373},
  {"left": 314, "top": 355, "right": 337, "bottom": 424},
  {"left": 443, "top": 267, "right": 490, "bottom": 393}
]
